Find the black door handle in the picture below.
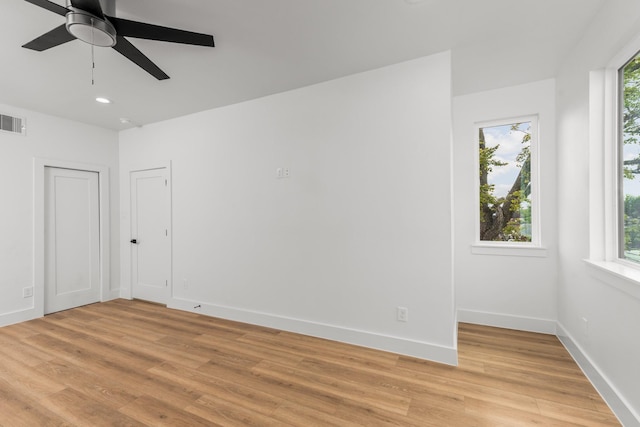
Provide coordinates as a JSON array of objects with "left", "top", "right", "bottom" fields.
[{"left": 130, "top": 239, "right": 138, "bottom": 244}]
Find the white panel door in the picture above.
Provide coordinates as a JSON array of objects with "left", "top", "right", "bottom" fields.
[
  {"left": 45, "top": 167, "right": 100, "bottom": 314},
  {"left": 130, "top": 168, "right": 170, "bottom": 304}
]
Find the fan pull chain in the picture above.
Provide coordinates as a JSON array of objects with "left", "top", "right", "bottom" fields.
[{"left": 91, "top": 18, "right": 95, "bottom": 85}]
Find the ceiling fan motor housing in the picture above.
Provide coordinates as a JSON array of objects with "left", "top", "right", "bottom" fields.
[
  {"left": 65, "top": 9, "right": 116, "bottom": 47},
  {"left": 65, "top": 0, "right": 116, "bottom": 47},
  {"left": 66, "top": 0, "right": 115, "bottom": 15}
]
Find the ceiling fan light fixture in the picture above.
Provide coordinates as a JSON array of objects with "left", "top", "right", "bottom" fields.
[
  {"left": 66, "top": 10, "right": 116, "bottom": 47},
  {"left": 22, "top": 0, "right": 214, "bottom": 80}
]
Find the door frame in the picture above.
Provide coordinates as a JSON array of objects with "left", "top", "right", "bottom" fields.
[
  {"left": 34, "top": 158, "right": 111, "bottom": 317},
  {"left": 123, "top": 161, "right": 172, "bottom": 301}
]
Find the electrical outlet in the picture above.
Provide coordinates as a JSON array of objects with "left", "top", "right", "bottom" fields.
[
  {"left": 23, "top": 287, "right": 33, "bottom": 298},
  {"left": 276, "top": 167, "right": 290, "bottom": 179},
  {"left": 397, "top": 307, "right": 409, "bottom": 322}
]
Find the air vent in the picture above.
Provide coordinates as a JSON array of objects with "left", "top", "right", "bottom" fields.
[{"left": 0, "top": 114, "right": 26, "bottom": 135}]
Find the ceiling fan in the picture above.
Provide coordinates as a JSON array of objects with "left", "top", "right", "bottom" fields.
[{"left": 21, "top": 0, "right": 215, "bottom": 80}]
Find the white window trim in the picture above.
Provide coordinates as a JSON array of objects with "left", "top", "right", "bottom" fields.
[
  {"left": 587, "top": 31, "right": 640, "bottom": 298},
  {"left": 473, "top": 115, "right": 543, "bottom": 254},
  {"left": 471, "top": 244, "right": 547, "bottom": 257}
]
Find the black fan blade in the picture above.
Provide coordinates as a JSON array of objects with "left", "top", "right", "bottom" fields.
[
  {"left": 108, "top": 16, "right": 214, "bottom": 47},
  {"left": 112, "top": 36, "right": 169, "bottom": 80},
  {"left": 69, "top": 0, "right": 103, "bottom": 17},
  {"left": 24, "top": 0, "right": 69, "bottom": 16},
  {"left": 22, "top": 24, "right": 75, "bottom": 51}
]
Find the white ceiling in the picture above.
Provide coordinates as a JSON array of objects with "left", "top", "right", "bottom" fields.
[{"left": 0, "top": 0, "right": 604, "bottom": 130}]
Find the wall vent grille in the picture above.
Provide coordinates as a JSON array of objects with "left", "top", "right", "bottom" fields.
[{"left": 0, "top": 114, "right": 26, "bottom": 135}]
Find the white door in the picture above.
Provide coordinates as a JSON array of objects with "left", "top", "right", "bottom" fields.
[
  {"left": 130, "top": 168, "right": 170, "bottom": 304},
  {"left": 45, "top": 167, "right": 100, "bottom": 314}
]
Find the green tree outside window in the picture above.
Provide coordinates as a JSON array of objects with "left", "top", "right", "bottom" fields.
[
  {"left": 621, "top": 53, "right": 640, "bottom": 261},
  {"left": 479, "top": 122, "right": 532, "bottom": 242}
]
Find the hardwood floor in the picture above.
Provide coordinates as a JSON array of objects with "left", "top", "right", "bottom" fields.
[{"left": 0, "top": 299, "right": 619, "bottom": 426}]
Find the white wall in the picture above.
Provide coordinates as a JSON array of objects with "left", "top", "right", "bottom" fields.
[
  {"left": 119, "top": 52, "right": 457, "bottom": 363},
  {"left": 556, "top": 0, "right": 640, "bottom": 422},
  {"left": 0, "top": 104, "right": 119, "bottom": 326},
  {"left": 453, "top": 79, "right": 558, "bottom": 333}
]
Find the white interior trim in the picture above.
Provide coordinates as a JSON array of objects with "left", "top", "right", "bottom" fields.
[
  {"left": 121, "top": 161, "right": 172, "bottom": 300},
  {"left": 33, "top": 157, "right": 112, "bottom": 318},
  {"left": 584, "top": 259, "right": 640, "bottom": 300},
  {"left": 0, "top": 307, "right": 39, "bottom": 328},
  {"left": 457, "top": 308, "right": 556, "bottom": 334},
  {"left": 459, "top": 315, "right": 639, "bottom": 424},
  {"left": 473, "top": 114, "right": 542, "bottom": 247},
  {"left": 470, "top": 244, "right": 548, "bottom": 257},
  {"left": 170, "top": 297, "right": 459, "bottom": 366},
  {"left": 587, "top": 36, "right": 640, "bottom": 296},
  {"left": 557, "top": 322, "right": 640, "bottom": 426}
]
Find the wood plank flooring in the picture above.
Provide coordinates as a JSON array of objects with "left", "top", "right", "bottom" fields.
[{"left": 0, "top": 299, "right": 620, "bottom": 426}]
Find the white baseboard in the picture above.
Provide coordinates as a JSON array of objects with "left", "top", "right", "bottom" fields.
[
  {"left": 457, "top": 308, "right": 557, "bottom": 334},
  {"left": 0, "top": 307, "right": 39, "bottom": 328},
  {"left": 1, "top": 289, "right": 120, "bottom": 328},
  {"left": 556, "top": 323, "right": 640, "bottom": 427},
  {"left": 459, "top": 311, "right": 639, "bottom": 424},
  {"left": 104, "top": 289, "right": 120, "bottom": 301},
  {"left": 168, "top": 298, "right": 458, "bottom": 366}
]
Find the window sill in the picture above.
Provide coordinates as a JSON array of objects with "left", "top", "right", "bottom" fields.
[
  {"left": 471, "top": 244, "right": 547, "bottom": 258},
  {"left": 584, "top": 260, "right": 640, "bottom": 300}
]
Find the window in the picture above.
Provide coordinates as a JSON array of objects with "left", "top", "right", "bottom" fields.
[
  {"left": 620, "top": 51, "right": 640, "bottom": 263},
  {"left": 584, "top": 35, "right": 640, "bottom": 297},
  {"left": 476, "top": 116, "right": 539, "bottom": 245}
]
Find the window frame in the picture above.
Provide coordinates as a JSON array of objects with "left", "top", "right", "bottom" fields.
[
  {"left": 586, "top": 32, "right": 640, "bottom": 298},
  {"left": 616, "top": 52, "right": 640, "bottom": 265},
  {"left": 473, "top": 115, "right": 542, "bottom": 250},
  {"left": 593, "top": 43, "right": 640, "bottom": 266}
]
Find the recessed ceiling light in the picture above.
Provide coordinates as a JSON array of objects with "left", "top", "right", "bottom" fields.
[
  {"left": 95, "top": 97, "right": 111, "bottom": 104},
  {"left": 120, "top": 118, "right": 131, "bottom": 124}
]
